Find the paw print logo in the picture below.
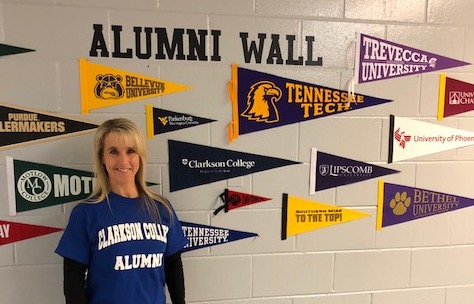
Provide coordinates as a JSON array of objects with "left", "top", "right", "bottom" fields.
[{"left": 389, "top": 191, "right": 411, "bottom": 216}]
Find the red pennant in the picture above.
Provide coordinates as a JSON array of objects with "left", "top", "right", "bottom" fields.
[
  {"left": 214, "top": 189, "right": 271, "bottom": 215},
  {"left": 0, "top": 220, "right": 63, "bottom": 246}
]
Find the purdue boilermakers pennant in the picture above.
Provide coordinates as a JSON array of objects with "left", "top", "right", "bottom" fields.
[
  {"left": 438, "top": 74, "right": 474, "bottom": 120},
  {"left": 0, "top": 220, "right": 63, "bottom": 246},
  {"left": 0, "top": 43, "right": 35, "bottom": 57}
]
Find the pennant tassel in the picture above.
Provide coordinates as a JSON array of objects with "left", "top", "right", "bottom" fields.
[{"left": 213, "top": 191, "right": 228, "bottom": 216}]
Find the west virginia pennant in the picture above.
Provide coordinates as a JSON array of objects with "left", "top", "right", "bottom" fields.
[
  {"left": 0, "top": 103, "right": 98, "bottom": 150},
  {"left": 388, "top": 115, "right": 474, "bottom": 163},
  {"left": 213, "top": 189, "right": 272, "bottom": 215},
  {"left": 0, "top": 43, "right": 35, "bottom": 57},
  {"left": 227, "top": 64, "right": 391, "bottom": 141},
  {"left": 377, "top": 180, "right": 474, "bottom": 229},
  {"left": 80, "top": 58, "right": 191, "bottom": 114},
  {"left": 169, "top": 140, "right": 300, "bottom": 192},
  {"left": 438, "top": 74, "right": 474, "bottom": 120},
  {"left": 355, "top": 33, "right": 470, "bottom": 84},
  {"left": 281, "top": 193, "right": 370, "bottom": 240},
  {"left": 309, "top": 148, "right": 399, "bottom": 194},
  {"left": 180, "top": 221, "right": 258, "bottom": 252},
  {"left": 0, "top": 220, "right": 63, "bottom": 246},
  {"left": 145, "top": 104, "right": 215, "bottom": 138}
]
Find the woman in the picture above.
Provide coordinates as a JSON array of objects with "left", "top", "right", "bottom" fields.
[{"left": 56, "top": 118, "right": 187, "bottom": 304}]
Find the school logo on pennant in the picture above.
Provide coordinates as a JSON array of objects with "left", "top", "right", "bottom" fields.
[
  {"left": 227, "top": 64, "right": 392, "bottom": 141},
  {"left": 309, "top": 148, "right": 399, "bottom": 194},
  {"left": 281, "top": 193, "right": 370, "bottom": 240},
  {"left": 168, "top": 140, "right": 300, "bottom": 192},
  {"left": 213, "top": 189, "right": 271, "bottom": 215},
  {"left": 180, "top": 221, "right": 258, "bottom": 252},
  {"left": 0, "top": 103, "right": 98, "bottom": 150},
  {"left": 79, "top": 58, "right": 191, "bottom": 114},
  {"left": 0, "top": 43, "right": 35, "bottom": 57},
  {"left": 438, "top": 74, "right": 474, "bottom": 120},
  {"left": 388, "top": 115, "right": 474, "bottom": 163},
  {"left": 355, "top": 33, "right": 470, "bottom": 84},
  {"left": 0, "top": 220, "right": 63, "bottom": 246}
]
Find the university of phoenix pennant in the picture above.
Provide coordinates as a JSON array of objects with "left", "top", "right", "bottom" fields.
[
  {"left": 377, "top": 180, "right": 474, "bottom": 229},
  {"left": 0, "top": 220, "right": 63, "bottom": 246},
  {"left": 355, "top": 33, "right": 470, "bottom": 84},
  {"left": 227, "top": 64, "right": 392, "bottom": 141},
  {"left": 388, "top": 115, "right": 474, "bottom": 163},
  {"left": 309, "top": 148, "right": 399, "bottom": 194},
  {"left": 168, "top": 140, "right": 300, "bottom": 192},
  {"left": 438, "top": 74, "right": 474, "bottom": 120},
  {"left": 79, "top": 58, "right": 191, "bottom": 114},
  {"left": 0, "top": 103, "right": 98, "bottom": 150},
  {"left": 145, "top": 104, "right": 215, "bottom": 138},
  {"left": 180, "top": 221, "right": 258, "bottom": 252},
  {"left": 0, "top": 43, "right": 35, "bottom": 57},
  {"left": 213, "top": 189, "right": 272, "bottom": 215},
  {"left": 281, "top": 193, "right": 370, "bottom": 240}
]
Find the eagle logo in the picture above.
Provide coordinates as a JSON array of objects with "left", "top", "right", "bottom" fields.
[{"left": 241, "top": 81, "right": 282, "bottom": 123}]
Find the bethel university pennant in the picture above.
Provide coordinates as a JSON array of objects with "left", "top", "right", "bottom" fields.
[
  {"left": 355, "top": 33, "right": 470, "bottom": 84},
  {"left": 169, "top": 140, "right": 300, "bottom": 192},
  {"left": 388, "top": 115, "right": 474, "bottom": 163},
  {"left": 213, "top": 189, "right": 272, "bottom": 215},
  {"left": 309, "top": 148, "right": 399, "bottom": 194},
  {"left": 0, "top": 220, "right": 63, "bottom": 246},
  {"left": 377, "top": 180, "right": 474, "bottom": 229},
  {"left": 80, "top": 58, "right": 191, "bottom": 114},
  {"left": 0, "top": 43, "right": 35, "bottom": 57},
  {"left": 180, "top": 221, "right": 258, "bottom": 252},
  {"left": 281, "top": 194, "right": 370, "bottom": 240},
  {"left": 438, "top": 74, "right": 474, "bottom": 120},
  {"left": 227, "top": 64, "right": 392, "bottom": 141}
]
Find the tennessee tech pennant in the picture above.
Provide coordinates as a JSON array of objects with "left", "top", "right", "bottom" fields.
[
  {"left": 0, "top": 103, "right": 98, "bottom": 150},
  {"left": 0, "top": 220, "right": 63, "bottom": 246},
  {"left": 180, "top": 221, "right": 258, "bottom": 252},
  {"left": 281, "top": 194, "right": 370, "bottom": 240},
  {"left": 0, "top": 43, "right": 34, "bottom": 57},
  {"left": 310, "top": 148, "right": 399, "bottom": 194},
  {"left": 227, "top": 64, "right": 391, "bottom": 142},
  {"left": 355, "top": 33, "right": 470, "bottom": 84},
  {"left": 388, "top": 115, "right": 474, "bottom": 163},
  {"left": 377, "top": 180, "right": 474, "bottom": 229},
  {"left": 213, "top": 189, "right": 272, "bottom": 215},
  {"left": 438, "top": 74, "right": 474, "bottom": 120},
  {"left": 79, "top": 58, "right": 191, "bottom": 114}
]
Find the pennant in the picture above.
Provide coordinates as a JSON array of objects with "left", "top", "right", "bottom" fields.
[
  {"left": 0, "top": 220, "right": 63, "bottom": 246},
  {"left": 180, "top": 221, "right": 258, "bottom": 252},
  {"left": 309, "top": 148, "right": 399, "bottom": 194},
  {"left": 168, "top": 140, "right": 300, "bottom": 192},
  {"left": 388, "top": 115, "right": 474, "bottom": 163},
  {"left": 438, "top": 74, "right": 474, "bottom": 120},
  {"left": 145, "top": 104, "right": 215, "bottom": 138},
  {"left": 377, "top": 180, "right": 474, "bottom": 229},
  {"left": 281, "top": 193, "right": 370, "bottom": 240},
  {"left": 0, "top": 43, "right": 35, "bottom": 57},
  {"left": 0, "top": 103, "right": 98, "bottom": 150},
  {"left": 227, "top": 64, "right": 392, "bottom": 141},
  {"left": 213, "top": 189, "right": 272, "bottom": 215},
  {"left": 79, "top": 58, "right": 191, "bottom": 114},
  {"left": 355, "top": 33, "right": 470, "bottom": 84}
]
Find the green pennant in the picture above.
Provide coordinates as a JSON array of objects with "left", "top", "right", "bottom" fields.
[{"left": 0, "top": 43, "right": 35, "bottom": 57}]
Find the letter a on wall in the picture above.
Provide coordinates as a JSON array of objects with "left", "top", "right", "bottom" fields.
[{"left": 438, "top": 74, "right": 474, "bottom": 120}]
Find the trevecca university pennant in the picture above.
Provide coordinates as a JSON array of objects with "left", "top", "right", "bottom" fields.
[
  {"left": 377, "top": 180, "right": 474, "bottom": 229},
  {"left": 168, "top": 140, "right": 300, "bottom": 192},
  {"left": 227, "top": 64, "right": 392, "bottom": 141},
  {"left": 388, "top": 115, "right": 474, "bottom": 163},
  {"left": 310, "top": 148, "right": 399, "bottom": 194},
  {"left": 213, "top": 189, "right": 272, "bottom": 215},
  {"left": 145, "top": 104, "right": 215, "bottom": 138},
  {"left": 180, "top": 221, "right": 258, "bottom": 252},
  {"left": 355, "top": 33, "right": 470, "bottom": 84},
  {"left": 0, "top": 103, "right": 98, "bottom": 150},
  {"left": 0, "top": 220, "right": 63, "bottom": 246},
  {"left": 79, "top": 58, "right": 191, "bottom": 114},
  {"left": 0, "top": 43, "right": 35, "bottom": 57},
  {"left": 438, "top": 74, "right": 474, "bottom": 120},
  {"left": 281, "top": 193, "right": 370, "bottom": 240}
]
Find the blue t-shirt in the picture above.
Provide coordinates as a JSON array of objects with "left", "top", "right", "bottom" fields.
[{"left": 55, "top": 192, "right": 187, "bottom": 304}]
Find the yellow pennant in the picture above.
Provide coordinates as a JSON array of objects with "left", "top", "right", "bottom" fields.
[
  {"left": 79, "top": 58, "right": 191, "bottom": 114},
  {"left": 281, "top": 194, "right": 370, "bottom": 239}
]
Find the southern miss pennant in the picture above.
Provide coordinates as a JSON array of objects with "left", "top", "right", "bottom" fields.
[
  {"left": 80, "top": 58, "right": 191, "bottom": 114},
  {"left": 355, "top": 33, "right": 470, "bottom": 84},
  {"left": 168, "top": 140, "right": 300, "bottom": 192},
  {"left": 227, "top": 64, "right": 391, "bottom": 141},
  {"left": 388, "top": 115, "right": 474, "bottom": 163},
  {"left": 309, "top": 148, "right": 399, "bottom": 194},
  {"left": 0, "top": 103, "right": 98, "bottom": 150},
  {"left": 0, "top": 43, "right": 34, "bottom": 57},
  {"left": 281, "top": 193, "right": 370, "bottom": 240},
  {"left": 0, "top": 220, "right": 63, "bottom": 246},
  {"left": 145, "top": 104, "right": 215, "bottom": 138},
  {"left": 377, "top": 180, "right": 474, "bottom": 229},
  {"left": 438, "top": 74, "right": 474, "bottom": 120},
  {"left": 180, "top": 221, "right": 258, "bottom": 252},
  {"left": 213, "top": 189, "right": 271, "bottom": 215}
]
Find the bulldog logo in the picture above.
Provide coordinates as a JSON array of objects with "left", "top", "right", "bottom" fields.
[
  {"left": 94, "top": 74, "right": 124, "bottom": 100},
  {"left": 241, "top": 81, "right": 282, "bottom": 123}
]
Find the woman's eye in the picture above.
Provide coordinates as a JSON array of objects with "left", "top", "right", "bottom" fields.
[
  {"left": 109, "top": 149, "right": 118, "bottom": 155},
  {"left": 127, "top": 149, "right": 136, "bottom": 154}
]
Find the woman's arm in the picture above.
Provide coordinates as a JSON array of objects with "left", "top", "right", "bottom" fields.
[
  {"left": 63, "top": 257, "right": 88, "bottom": 304},
  {"left": 164, "top": 251, "right": 185, "bottom": 304}
]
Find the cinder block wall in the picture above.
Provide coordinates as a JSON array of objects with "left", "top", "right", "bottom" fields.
[{"left": 1, "top": 0, "right": 474, "bottom": 303}]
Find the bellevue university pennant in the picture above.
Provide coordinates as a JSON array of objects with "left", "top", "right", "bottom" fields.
[
  {"left": 0, "top": 220, "right": 63, "bottom": 246},
  {"left": 438, "top": 74, "right": 474, "bottom": 120}
]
